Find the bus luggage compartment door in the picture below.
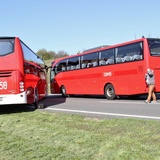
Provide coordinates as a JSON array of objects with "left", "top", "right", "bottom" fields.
[{"left": 0, "top": 70, "right": 17, "bottom": 94}]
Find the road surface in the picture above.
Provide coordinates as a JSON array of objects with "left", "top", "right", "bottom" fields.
[{"left": 41, "top": 94, "right": 160, "bottom": 121}]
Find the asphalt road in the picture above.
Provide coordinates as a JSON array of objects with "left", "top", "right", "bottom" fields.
[
  {"left": 0, "top": 94, "right": 160, "bottom": 121},
  {"left": 42, "top": 94, "right": 160, "bottom": 121}
]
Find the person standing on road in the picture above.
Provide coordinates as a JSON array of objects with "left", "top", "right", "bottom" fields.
[{"left": 144, "top": 69, "right": 157, "bottom": 103}]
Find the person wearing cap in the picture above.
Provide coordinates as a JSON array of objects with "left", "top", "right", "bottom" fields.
[{"left": 144, "top": 69, "right": 157, "bottom": 103}]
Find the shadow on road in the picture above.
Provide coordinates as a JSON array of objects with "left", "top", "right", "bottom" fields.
[
  {"left": 0, "top": 104, "right": 35, "bottom": 115},
  {"left": 0, "top": 94, "right": 66, "bottom": 114},
  {"left": 40, "top": 94, "right": 66, "bottom": 107}
]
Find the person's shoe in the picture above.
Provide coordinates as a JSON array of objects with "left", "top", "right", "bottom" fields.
[
  {"left": 151, "top": 101, "right": 157, "bottom": 103},
  {"left": 144, "top": 100, "right": 151, "bottom": 104}
]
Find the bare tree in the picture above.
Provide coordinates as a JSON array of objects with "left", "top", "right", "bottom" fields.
[{"left": 55, "top": 50, "right": 69, "bottom": 59}]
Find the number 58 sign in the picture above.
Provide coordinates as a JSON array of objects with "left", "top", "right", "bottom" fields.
[{"left": 0, "top": 82, "right": 7, "bottom": 90}]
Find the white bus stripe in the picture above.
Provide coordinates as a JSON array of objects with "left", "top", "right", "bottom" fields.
[{"left": 45, "top": 108, "right": 160, "bottom": 120}]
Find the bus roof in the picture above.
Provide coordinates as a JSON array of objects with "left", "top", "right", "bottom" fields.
[
  {"left": 0, "top": 36, "right": 16, "bottom": 39},
  {"left": 83, "top": 45, "right": 111, "bottom": 53},
  {"left": 51, "top": 37, "right": 148, "bottom": 67}
]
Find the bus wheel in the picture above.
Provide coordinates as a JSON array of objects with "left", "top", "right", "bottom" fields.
[
  {"left": 61, "top": 86, "right": 67, "bottom": 97},
  {"left": 104, "top": 84, "right": 116, "bottom": 100}
]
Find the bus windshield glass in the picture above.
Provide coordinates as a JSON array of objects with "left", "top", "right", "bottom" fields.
[
  {"left": 0, "top": 39, "right": 14, "bottom": 56},
  {"left": 148, "top": 38, "right": 160, "bottom": 56},
  {"left": 21, "top": 41, "right": 45, "bottom": 68}
]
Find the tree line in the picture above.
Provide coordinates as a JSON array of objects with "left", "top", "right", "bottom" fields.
[{"left": 36, "top": 49, "right": 69, "bottom": 60}]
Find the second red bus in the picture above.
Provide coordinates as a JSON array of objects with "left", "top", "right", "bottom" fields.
[{"left": 50, "top": 37, "right": 160, "bottom": 99}]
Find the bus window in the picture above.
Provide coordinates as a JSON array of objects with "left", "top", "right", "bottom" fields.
[
  {"left": 99, "top": 49, "right": 114, "bottom": 65},
  {"left": 0, "top": 39, "right": 14, "bottom": 56},
  {"left": 21, "top": 41, "right": 45, "bottom": 68},
  {"left": 81, "top": 52, "right": 98, "bottom": 68},
  {"left": 39, "top": 69, "right": 46, "bottom": 80},
  {"left": 116, "top": 42, "right": 143, "bottom": 63},
  {"left": 68, "top": 56, "right": 80, "bottom": 70},
  {"left": 56, "top": 59, "right": 67, "bottom": 73},
  {"left": 148, "top": 39, "right": 160, "bottom": 56}
]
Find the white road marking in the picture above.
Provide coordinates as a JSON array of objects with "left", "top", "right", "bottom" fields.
[
  {"left": 45, "top": 107, "right": 160, "bottom": 120},
  {"left": 100, "top": 100, "right": 159, "bottom": 104}
]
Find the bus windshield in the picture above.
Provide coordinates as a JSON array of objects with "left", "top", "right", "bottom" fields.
[
  {"left": 21, "top": 41, "right": 45, "bottom": 68},
  {"left": 148, "top": 38, "right": 160, "bottom": 56},
  {"left": 0, "top": 38, "right": 14, "bottom": 56}
]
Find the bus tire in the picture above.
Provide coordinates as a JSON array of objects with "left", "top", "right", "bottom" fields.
[
  {"left": 104, "top": 84, "right": 116, "bottom": 100},
  {"left": 61, "top": 86, "right": 67, "bottom": 97}
]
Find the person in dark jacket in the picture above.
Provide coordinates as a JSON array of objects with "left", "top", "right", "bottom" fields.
[{"left": 145, "top": 69, "right": 157, "bottom": 103}]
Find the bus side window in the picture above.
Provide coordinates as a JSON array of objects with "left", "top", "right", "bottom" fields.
[
  {"left": 116, "top": 42, "right": 143, "bottom": 63},
  {"left": 132, "top": 54, "right": 142, "bottom": 60},
  {"left": 116, "top": 56, "right": 123, "bottom": 63},
  {"left": 56, "top": 60, "right": 67, "bottom": 74},
  {"left": 67, "top": 66, "right": 70, "bottom": 70},
  {"left": 68, "top": 57, "right": 80, "bottom": 70},
  {"left": 82, "top": 63, "right": 87, "bottom": 68},
  {"left": 76, "top": 64, "right": 80, "bottom": 69},
  {"left": 106, "top": 58, "right": 114, "bottom": 64},
  {"left": 123, "top": 55, "right": 132, "bottom": 62},
  {"left": 62, "top": 67, "right": 66, "bottom": 71},
  {"left": 92, "top": 61, "right": 98, "bottom": 67},
  {"left": 39, "top": 69, "right": 45, "bottom": 80},
  {"left": 26, "top": 65, "right": 38, "bottom": 75},
  {"left": 100, "top": 49, "right": 114, "bottom": 65},
  {"left": 87, "top": 62, "right": 93, "bottom": 68},
  {"left": 82, "top": 52, "right": 98, "bottom": 68},
  {"left": 71, "top": 65, "right": 76, "bottom": 70},
  {"left": 24, "top": 63, "right": 31, "bottom": 73},
  {"left": 99, "top": 59, "right": 106, "bottom": 65},
  {"left": 81, "top": 55, "right": 86, "bottom": 68}
]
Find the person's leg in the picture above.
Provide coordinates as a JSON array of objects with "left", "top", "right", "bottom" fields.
[
  {"left": 146, "top": 85, "right": 152, "bottom": 102},
  {"left": 152, "top": 92, "right": 157, "bottom": 101},
  {"left": 151, "top": 85, "right": 156, "bottom": 101}
]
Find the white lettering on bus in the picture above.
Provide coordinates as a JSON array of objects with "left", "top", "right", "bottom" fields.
[
  {"left": 0, "top": 82, "right": 7, "bottom": 90},
  {"left": 103, "top": 72, "right": 112, "bottom": 77}
]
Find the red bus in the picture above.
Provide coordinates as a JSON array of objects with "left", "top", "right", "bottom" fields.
[
  {"left": 0, "top": 37, "right": 47, "bottom": 107},
  {"left": 50, "top": 37, "right": 160, "bottom": 99}
]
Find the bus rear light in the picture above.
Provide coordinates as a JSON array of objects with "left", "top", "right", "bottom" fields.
[
  {"left": 19, "top": 81, "right": 24, "bottom": 92},
  {"left": 20, "top": 82, "right": 24, "bottom": 85}
]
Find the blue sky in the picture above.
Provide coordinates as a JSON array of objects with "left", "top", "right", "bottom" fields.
[{"left": 1, "top": 0, "right": 160, "bottom": 55}]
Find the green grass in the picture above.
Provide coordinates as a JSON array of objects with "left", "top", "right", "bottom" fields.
[{"left": 0, "top": 110, "right": 160, "bottom": 160}]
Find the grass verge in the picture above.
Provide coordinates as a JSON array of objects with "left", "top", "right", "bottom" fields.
[{"left": 0, "top": 110, "right": 160, "bottom": 160}]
